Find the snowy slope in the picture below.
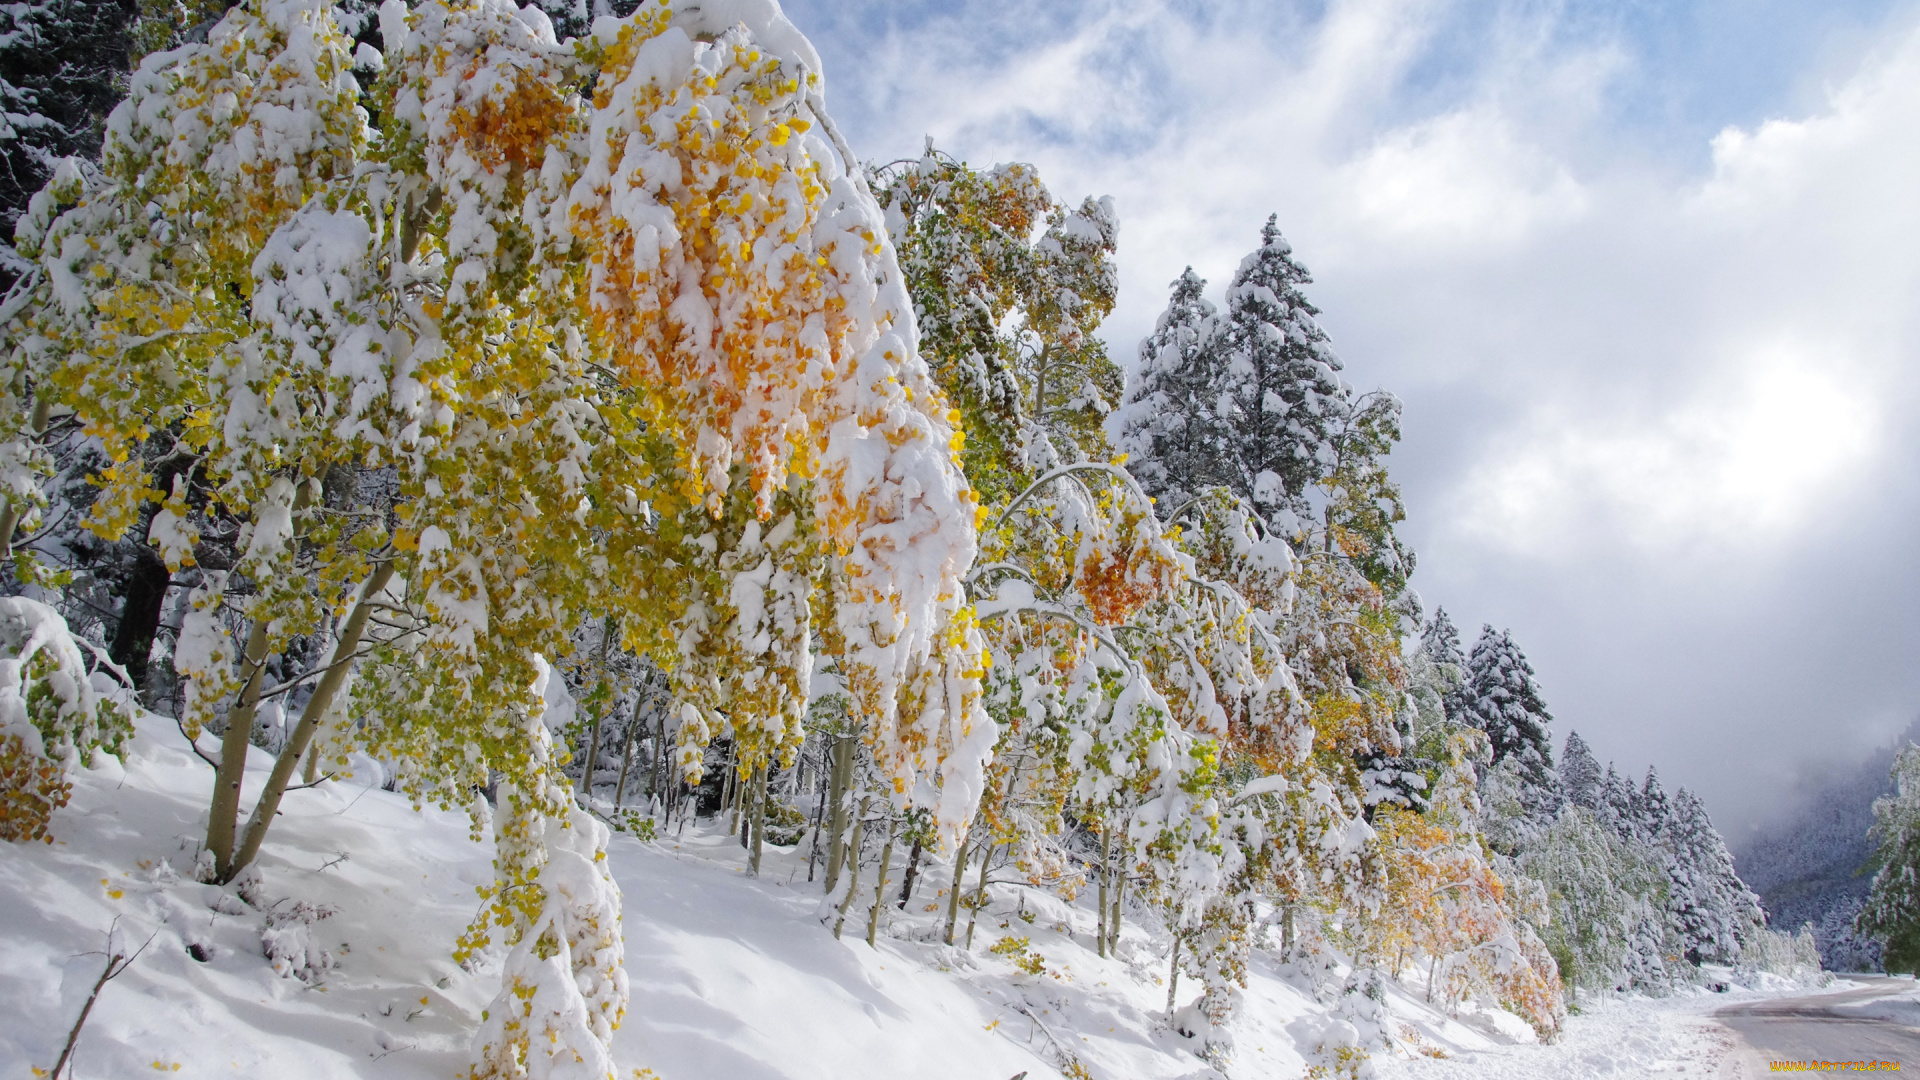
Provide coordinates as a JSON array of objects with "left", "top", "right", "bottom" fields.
[{"left": 0, "top": 711, "right": 1832, "bottom": 1079}]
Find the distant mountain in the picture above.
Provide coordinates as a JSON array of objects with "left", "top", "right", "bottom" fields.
[{"left": 1732, "top": 725, "right": 1918, "bottom": 972}]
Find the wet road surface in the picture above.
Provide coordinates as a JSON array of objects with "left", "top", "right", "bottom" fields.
[{"left": 1715, "top": 978, "right": 1920, "bottom": 1075}]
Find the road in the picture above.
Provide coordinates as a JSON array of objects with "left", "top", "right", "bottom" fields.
[{"left": 1715, "top": 977, "right": 1920, "bottom": 1075}]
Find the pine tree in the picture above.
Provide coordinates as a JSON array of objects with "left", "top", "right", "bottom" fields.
[
  {"left": 1667, "top": 787, "right": 1762, "bottom": 964},
  {"left": 1560, "top": 732, "right": 1603, "bottom": 812},
  {"left": 1859, "top": 743, "right": 1920, "bottom": 973},
  {"left": 1114, "top": 267, "right": 1232, "bottom": 506},
  {"left": 0, "top": 0, "right": 134, "bottom": 283},
  {"left": 1218, "top": 215, "right": 1347, "bottom": 516},
  {"left": 1420, "top": 607, "right": 1466, "bottom": 673},
  {"left": 1460, "top": 626, "right": 1557, "bottom": 803},
  {"left": 1634, "top": 768, "right": 1675, "bottom": 847},
  {"left": 1599, "top": 765, "right": 1636, "bottom": 837}
]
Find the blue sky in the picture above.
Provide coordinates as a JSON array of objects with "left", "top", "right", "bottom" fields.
[{"left": 778, "top": 0, "right": 1920, "bottom": 837}]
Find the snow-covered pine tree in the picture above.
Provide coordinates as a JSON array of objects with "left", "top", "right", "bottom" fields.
[
  {"left": 1560, "top": 731, "right": 1603, "bottom": 812},
  {"left": 1218, "top": 215, "right": 1346, "bottom": 518},
  {"left": 1859, "top": 742, "right": 1920, "bottom": 972},
  {"left": 1598, "top": 764, "right": 1636, "bottom": 837},
  {"left": 1420, "top": 607, "right": 1466, "bottom": 675},
  {"left": 1633, "top": 768, "right": 1675, "bottom": 847},
  {"left": 1113, "top": 267, "right": 1233, "bottom": 506},
  {"left": 1667, "top": 786, "right": 1762, "bottom": 964},
  {"left": 0, "top": 0, "right": 133, "bottom": 283},
  {"left": 1460, "top": 626, "right": 1558, "bottom": 817}
]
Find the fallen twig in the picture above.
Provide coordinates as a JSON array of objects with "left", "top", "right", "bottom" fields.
[{"left": 50, "top": 920, "right": 157, "bottom": 1079}]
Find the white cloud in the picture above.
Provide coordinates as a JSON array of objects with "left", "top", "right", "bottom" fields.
[
  {"left": 1333, "top": 109, "right": 1589, "bottom": 249},
  {"left": 1454, "top": 344, "right": 1881, "bottom": 556}
]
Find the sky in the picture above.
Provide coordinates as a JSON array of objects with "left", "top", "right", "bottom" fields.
[{"left": 777, "top": 0, "right": 1920, "bottom": 838}]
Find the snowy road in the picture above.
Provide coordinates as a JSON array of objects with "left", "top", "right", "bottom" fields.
[{"left": 1715, "top": 978, "right": 1920, "bottom": 1074}]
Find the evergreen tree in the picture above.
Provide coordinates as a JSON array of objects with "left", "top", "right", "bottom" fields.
[
  {"left": 1559, "top": 731, "right": 1603, "bottom": 812},
  {"left": 1859, "top": 743, "right": 1920, "bottom": 973},
  {"left": 1218, "top": 215, "right": 1346, "bottom": 516},
  {"left": 1421, "top": 606, "right": 1470, "bottom": 724},
  {"left": 1420, "top": 607, "right": 1466, "bottom": 672},
  {"left": 1460, "top": 626, "right": 1557, "bottom": 801},
  {"left": 1598, "top": 764, "right": 1636, "bottom": 836},
  {"left": 1667, "top": 787, "right": 1762, "bottom": 964},
  {"left": 1633, "top": 768, "right": 1675, "bottom": 847},
  {"left": 0, "top": 0, "right": 135, "bottom": 282},
  {"left": 1114, "top": 267, "right": 1232, "bottom": 506}
]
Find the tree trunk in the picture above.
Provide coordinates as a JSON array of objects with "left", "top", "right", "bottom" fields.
[
  {"left": 109, "top": 548, "right": 169, "bottom": 692},
  {"left": 577, "top": 618, "right": 615, "bottom": 803},
  {"left": 1096, "top": 823, "right": 1111, "bottom": 958},
  {"left": 964, "top": 843, "right": 994, "bottom": 950},
  {"left": 866, "top": 811, "right": 898, "bottom": 947},
  {"left": 226, "top": 561, "right": 395, "bottom": 880},
  {"left": 832, "top": 794, "right": 869, "bottom": 940},
  {"left": 1167, "top": 938, "right": 1182, "bottom": 1014},
  {"left": 204, "top": 617, "right": 273, "bottom": 880},
  {"left": 1109, "top": 865, "right": 1126, "bottom": 955},
  {"left": 613, "top": 731, "right": 635, "bottom": 812},
  {"left": 749, "top": 763, "right": 767, "bottom": 875},
  {"left": 807, "top": 752, "right": 829, "bottom": 883},
  {"left": 897, "top": 833, "right": 923, "bottom": 909},
  {"left": 823, "top": 736, "right": 854, "bottom": 893},
  {"left": 943, "top": 835, "right": 971, "bottom": 945}
]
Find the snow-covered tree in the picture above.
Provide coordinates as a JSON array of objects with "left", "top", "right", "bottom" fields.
[
  {"left": 1113, "top": 267, "right": 1233, "bottom": 507},
  {"left": 1460, "top": 626, "right": 1557, "bottom": 811},
  {"left": 0, "top": 0, "right": 133, "bottom": 282},
  {"left": 874, "top": 143, "right": 1120, "bottom": 503},
  {"left": 0, "top": 596, "right": 133, "bottom": 841},
  {"left": 1859, "top": 742, "right": 1920, "bottom": 973},
  {"left": 1520, "top": 804, "right": 1666, "bottom": 1000},
  {"left": 1559, "top": 731, "right": 1602, "bottom": 812},
  {"left": 1667, "top": 786, "right": 1762, "bottom": 964},
  {"left": 1216, "top": 215, "right": 1346, "bottom": 517}
]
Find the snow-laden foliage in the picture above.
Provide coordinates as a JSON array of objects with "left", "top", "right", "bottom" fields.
[
  {"left": 1115, "top": 215, "right": 1347, "bottom": 523},
  {"left": 1860, "top": 742, "right": 1920, "bottom": 972},
  {"left": 0, "top": 596, "right": 132, "bottom": 841},
  {"left": 1459, "top": 625, "right": 1558, "bottom": 824},
  {"left": 0, "top": 0, "right": 134, "bottom": 278}
]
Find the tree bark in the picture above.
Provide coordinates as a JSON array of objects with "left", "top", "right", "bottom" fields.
[
  {"left": 943, "top": 835, "right": 971, "bottom": 945},
  {"left": 1109, "top": 864, "right": 1126, "bottom": 955},
  {"left": 226, "top": 561, "right": 395, "bottom": 879},
  {"left": 108, "top": 548, "right": 170, "bottom": 692},
  {"left": 1167, "top": 938, "right": 1182, "bottom": 1014},
  {"left": 614, "top": 731, "right": 635, "bottom": 812},
  {"left": 823, "top": 736, "right": 854, "bottom": 893},
  {"left": 832, "top": 794, "right": 869, "bottom": 940},
  {"left": 964, "top": 843, "right": 995, "bottom": 949},
  {"left": 748, "top": 763, "right": 767, "bottom": 875},
  {"left": 807, "top": 751, "right": 829, "bottom": 883},
  {"left": 577, "top": 618, "right": 615, "bottom": 803},
  {"left": 1097, "top": 823, "right": 1111, "bottom": 958},
  {"left": 204, "top": 617, "right": 273, "bottom": 880},
  {"left": 866, "top": 811, "right": 898, "bottom": 947},
  {"left": 897, "top": 833, "right": 923, "bottom": 909}
]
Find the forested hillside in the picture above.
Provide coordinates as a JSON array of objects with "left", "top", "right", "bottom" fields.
[{"left": 1735, "top": 733, "right": 1913, "bottom": 973}]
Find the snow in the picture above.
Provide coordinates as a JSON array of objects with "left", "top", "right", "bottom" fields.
[
  {"left": 1376, "top": 980, "right": 1872, "bottom": 1080},
  {"left": 0, "top": 707, "right": 1852, "bottom": 1080}
]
